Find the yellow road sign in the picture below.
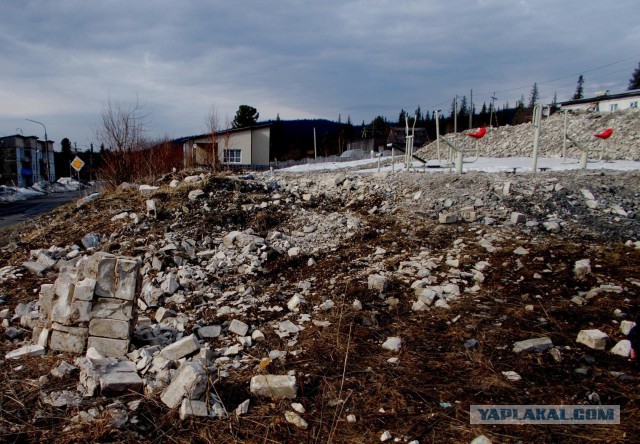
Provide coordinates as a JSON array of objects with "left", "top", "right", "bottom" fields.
[{"left": 71, "top": 156, "right": 85, "bottom": 172}]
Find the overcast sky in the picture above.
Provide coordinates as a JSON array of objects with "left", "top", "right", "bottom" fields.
[{"left": 1, "top": 0, "right": 639, "bottom": 149}]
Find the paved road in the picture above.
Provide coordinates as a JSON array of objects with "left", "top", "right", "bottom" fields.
[{"left": 0, "top": 191, "right": 87, "bottom": 230}]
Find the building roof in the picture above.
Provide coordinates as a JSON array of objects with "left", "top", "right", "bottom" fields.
[
  {"left": 559, "top": 89, "right": 640, "bottom": 107},
  {"left": 174, "top": 123, "right": 271, "bottom": 143}
]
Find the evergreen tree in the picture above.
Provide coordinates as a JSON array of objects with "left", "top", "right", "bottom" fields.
[
  {"left": 398, "top": 109, "right": 406, "bottom": 127},
  {"left": 573, "top": 75, "right": 585, "bottom": 99},
  {"left": 232, "top": 105, "right": 259, "bottom": 129},
  {"left": 60, "top": 138, "right": 73, "bottom": 162},
  {"left": 528, "top": 83, "right": 539, "bottom": 109},
  {"left": 629, "top": 62, "right": 640, "bottom": 90}
]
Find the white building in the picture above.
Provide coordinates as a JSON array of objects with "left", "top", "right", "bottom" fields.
[
  {"left": 178, "top": 125, "right": 271, "bottom": 169},
  {"left": 559, "top": 89, "right": 640, "bottom": 112}
]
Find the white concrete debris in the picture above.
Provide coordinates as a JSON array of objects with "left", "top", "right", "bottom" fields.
[
  {"left": 32, "top": 252, "right": 139, "bottom": 358},
  {"left": 368, "top": 274, "right": 388, "bottom": 293},
  {"left": 160, "top": 334, "right": 200, "bottom": 360},
  {"left": 250, "top": 375, "right": 297, "bottom": 399},
  {"left": 574, "top": 259, "right": 592, "bottom": 280},
  {"left": 160, "top": 361, "right": 208, "bottom": 408},
  {"left": 5, "top": 344, "right": 45, "bottom": 359},
  {"left": 610, "top": 339, "right": 632, "bottom": 357},
  {"left": 620, "top": 320, "right": 636, "bottom": 336},
  {"left": 576, "top": 329, "right": 609, "bottom": 350},
  {"left": 285, "top": 411, "right": 308, "bottom": 429},
  {"left": 513, "top": 337, "right": 554, "bottom": 353},
  {"left": 229, "top": 319, "right": 249, "bottom": 336},
  {"left": 180, "top": 399, "right": 209, "bottom": 420},
  {"left": 382, "top": 336, "right": 402, "bottom": 352}
]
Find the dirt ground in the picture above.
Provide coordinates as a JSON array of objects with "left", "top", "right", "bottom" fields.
[{"left": 0, "top": 168, "right": 639, "bottom": 443}]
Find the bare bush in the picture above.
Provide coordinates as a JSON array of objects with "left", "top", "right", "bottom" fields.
[{"left": 96, "top": 98, "right": 182, "bottom": 187}]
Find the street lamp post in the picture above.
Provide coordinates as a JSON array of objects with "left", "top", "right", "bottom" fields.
[{"left": 26, "top": 118, "right": 51, "bottom": 182}]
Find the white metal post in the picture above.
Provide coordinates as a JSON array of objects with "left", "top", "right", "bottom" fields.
[
  {"left": 532, "top": 104, "right": 542, "bottom": 173},
  {"left": 435, "top": 110, "right": 441, "bottom": 164},
  {"left": 562, "top": 110, "right": 568, "bottom": 162}
]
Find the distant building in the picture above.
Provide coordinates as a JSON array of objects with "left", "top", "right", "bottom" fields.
[
  {"left": 559, "top": 89, "right": 640, "bottom": 112},
  {"left": 0, "top": 134, "right": 55, "bottom": 186},
  {"left": 177, "top": 125, "right": 271, "bottom": 169}
]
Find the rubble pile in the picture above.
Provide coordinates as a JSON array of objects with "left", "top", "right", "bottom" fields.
[
  {"left": 0, "top": 167, "right": 639, "bottom": 442},
  {"left": 417, "top": 108, "right": 640, "bottom": 160}
]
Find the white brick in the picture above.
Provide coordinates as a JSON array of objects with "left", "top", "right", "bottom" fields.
[
  {"left": 115, "top": 259, "right": 138, "bottom": 301},
  {"left": 576, "top": 329, "right": 608, "bottom": 350},
  {"left": 160, "top": 334, "right": 200, "bottom": 360},
  {"left": 89, "top": 318, "right": 130, "bottom": 339},
  {"left": 100, "top": 371, "right": 143, "bottom": 395},
  {"left": 512, "top": 337, "right": 553, "bottom": 353},
  {"left": 87, "top": 336, "right": 130, "bottom": 357},
  {"left": 229, "top": 319, "right": 249, "bottom": 336},
  {"left": 5, "top": 344, "right": 45, "bottom": 359},
  {"left": 368, "top": 274, "right": 388, "bottom": 293},
  {"left": 161, "top": 362, "right": 207, "bottom": 408},
  {"left": 180, "top": 399, "right": 209, "bottom": 420},
  {"left": 610, "top": 339, "right": 632, "bottom": 357},
  {"left": 250, "top": 375, "right": 297, "bottom": 399}
]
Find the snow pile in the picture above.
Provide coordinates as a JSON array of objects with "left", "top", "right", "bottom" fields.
[
  {"left": 32, "top": 177, "right": 83, "bottom": 193},
  {"left": 0, "top": 185, "right": 44, "bottom": 203}
]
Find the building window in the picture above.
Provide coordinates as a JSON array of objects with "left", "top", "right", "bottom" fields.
[
  {"left": 610, "top": 104, "right": 618, "bottom": 111},
  {"left": 631, "top": 101, "right": 639, "bottom": 108},
  {"left": 224, "top": 149, "right": 242, "bottom": 163}
]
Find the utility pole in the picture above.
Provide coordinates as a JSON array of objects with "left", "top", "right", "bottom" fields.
[
  {"left": 489, "top": 93, "right": 497, "bottom": 128},
  {"left": 313, "top": 127, "right": 317, "bottom": 159},
  {"left": 454, "top": 95, "right": 458, "bottom": 133},
  {"left": 469, "top": 89, "right": 473, "bottom": 129}
]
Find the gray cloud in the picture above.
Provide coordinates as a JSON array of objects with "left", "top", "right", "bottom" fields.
[{"left": 1, "top": 0, "right": 638, "bottom": 146}]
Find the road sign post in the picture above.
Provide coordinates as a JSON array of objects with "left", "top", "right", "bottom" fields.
[{"left": 71, "top": 156, "right": 85, "bottom": 183}]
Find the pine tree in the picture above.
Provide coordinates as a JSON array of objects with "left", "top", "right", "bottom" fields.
[
  {"left": 232, "top": 105, "right": 259, "bottom": 129},
  {"left": 573, "top": 75, "right": 584, "bottom": 99},
  {"left": 629, "top": 62, "right": 640, "bottom": 90}
]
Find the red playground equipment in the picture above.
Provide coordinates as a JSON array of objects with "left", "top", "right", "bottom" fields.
[
  {"left": 467, "top": 127, "right": 487, "bottom": 139},
  {"left": 594, "top": 128, "right": 613, "bottom": 139}
]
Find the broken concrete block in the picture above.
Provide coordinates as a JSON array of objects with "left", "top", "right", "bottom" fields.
[
  {"left": 250, "top": 375, "right": 297, "bottom": 399},
  {"left": 229, "top": 319, "right": 249, "bottom": 336},
  {"left": 610, "top": 339, "right": 632, "bottom": 357},
  {"left": 5, "top": 344, "right": 45, "bottom": 359},
  {"left": 155, "top": 307, "right": 176, "bottom": 323},
  {"left": 39, "top": 284, "right": 55, "bottom": 319},
  {"left": 36, "top": 328, "right": 50, "bottom": 347},
  {"left": 368, "top": 274, "right": 388, "bottom": 293},
  {"left": 100, "top": 369, "right": 143, "bottom": 395},
  {"left": 574, "top": 259, "right": 591, "bottom": 280},
  {"left": 512, "top": 337, "right": 553, "bottom": 353},
  {"left": 22, "top": 261, "right": 46, "bottom": 276},
  {"left": 438, "top": 213, "right": 457, "bottom": 224},
  {"left": 188, "top": 189, "right": 205, "bottom": 201},
  {"left": 95, "top": 254, "right": 116, "bottom": 298},
  {"left": 141, "top": 282, "right": 163, "bottom": 308},
  {"left": 161, "top": 273, "right": 179, "bottom": 295},
  {"left": 382, "top": 337, "right": 402, "bottom": 352},
  {"left": 146, "top": 199, "right": 157, "bottom": 218},
  {"left": 50, "top": 325, "right": 89, "bottom": 354},
  {"left": 621, "top": 320, "right": 636, "bottom": 336},
  {"left": 576, "top": 329, "right": 608, "bottom": 350},
  {"left": 91, "top": 298, "right": 133, "bottom": 321},
  {"left": 115, "top": 259, "right": 138, "bottom": 301},
  {"left": 285, "top": 411, "right": 308, "bottom": 429},
  {"left": 73, "top": 278, "right": 96, "bottom": 301},
  {"left": 198, "top": 325, "right": 221, "bottom": 339},
  {"left": 87, "top": 336, "right": 130, "bottom": 357},
  {"left": 160, "top": 361, "right": 207, "bottom": 409},
  {"left": 89, "top": 318, "right": 130, "bottom": 340},
  {"left": 180, "top": 399, "right": 209, "bottom": 420},
  {"left": 510, "top": 212, "right": 526, "bottom": 224},
  {"left": 160, "top": 334, "right": 200, "bottom": 360},
  {"left": 81, "top": 233, "right": 101, "bottom": 250}
]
